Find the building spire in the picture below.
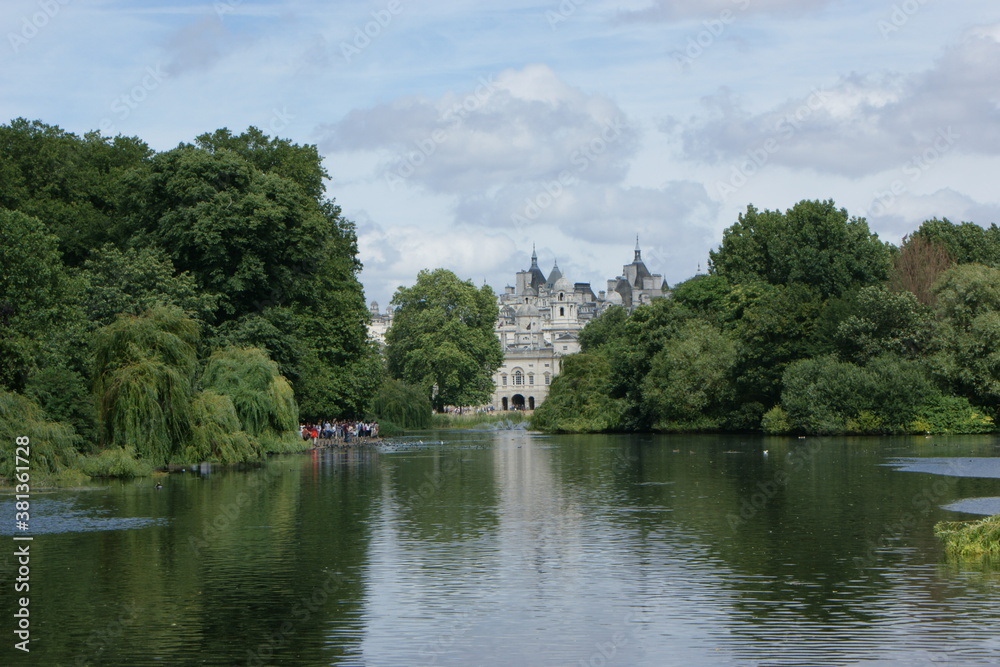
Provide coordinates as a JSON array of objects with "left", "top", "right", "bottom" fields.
[
  {"left": 634, "top": 235, "right": 642, "bottom": 262},
  {"left": 531, "top": 243, "right": 538, "bottom": 267}
]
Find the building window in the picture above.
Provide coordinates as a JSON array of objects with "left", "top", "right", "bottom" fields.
[
  {"left": 559, "top": 307, "right": 565, "bottom": 316},
  {"left": 513, "top": 370, "right": 523, "bottom": 386},
  {"left": 559, "top": 293, "right": 564, "bottom": 301},
  {"left": 502, "top": 374, "right": 507, "bottom": 386},
  {"left": 529, "top": 374, "right": 534, "bottom": 385},
  {"left": 544, "top": 373, "right": 551, "bottom": 385},
  {"left": 562, "top": 345, "right": 568, "bottom": 350}
]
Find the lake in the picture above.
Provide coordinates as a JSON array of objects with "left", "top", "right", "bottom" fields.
[{"left": 3, "top": 431, "right": 1000, "bottom": 666}]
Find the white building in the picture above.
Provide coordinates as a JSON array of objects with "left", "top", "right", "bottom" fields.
[
  {"left": 367, "top": 301, "right": 393, "bottom": 348},
  {"left": 491, "top": 242, "right": 666, "bottom": 411}
]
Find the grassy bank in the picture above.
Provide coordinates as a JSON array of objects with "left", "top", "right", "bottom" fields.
[
  {"left": 935, "top": 515, "right": 1000, "bottom": 558},
  {"left": 431, "top": 411, "right": 528, "bottom": 429}
]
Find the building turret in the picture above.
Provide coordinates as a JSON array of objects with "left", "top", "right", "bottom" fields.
[
  {"left": 527, "top": 245, "right": 546, "bottom": 292},
  {"left": 546, "top": 260, "right": 563, "bottom": 288}
]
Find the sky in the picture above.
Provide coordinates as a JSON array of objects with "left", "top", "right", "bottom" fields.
[{"left": 3, "top": 0, "right": 1000, "bottom": 308}]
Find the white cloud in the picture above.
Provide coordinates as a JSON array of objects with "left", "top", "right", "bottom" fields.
[
  {"left": 675, "top": 27, "right": 1000, "bottom": 177},
  {"left": 357, "top": 219, "right": 520, "bottom": 305},
  {"left": 867, "top": 188, "right": 1000, "bottom": 242},
  {"left": 317, "top": 64, "right": 640, "bottom": 195}
]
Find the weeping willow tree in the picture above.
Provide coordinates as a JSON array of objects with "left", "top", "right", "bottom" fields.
[
  {"left": 184, "top": 390, "right": 259, "bottom": 463},
  {"left": 0, "top": 390, "right": 81, "bottom": 481},
  {"left": 93, "top": 305, "right": 199, "bottom": 463},
  {"left": 200, "top": 347, "right": 300, "bottom": 453},
  {"left": 369, "top": 378, "right": 432, "bottom": 429}
]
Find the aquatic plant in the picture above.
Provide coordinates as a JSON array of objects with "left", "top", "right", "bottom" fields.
[
  {"left": 81, "top": 446, "right": 153, "bottom": 478},
  {"left": 935, "top": 515, "right": 1000, "bottom": 557}
]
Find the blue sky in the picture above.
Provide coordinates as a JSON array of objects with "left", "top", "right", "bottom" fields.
[{"left": 3, "top": 0, "right": 1000, "bottom": 307}]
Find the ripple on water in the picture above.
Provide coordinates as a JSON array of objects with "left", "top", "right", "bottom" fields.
[{"left": 0, "top": 497, "right": 167, "bottom": 535}]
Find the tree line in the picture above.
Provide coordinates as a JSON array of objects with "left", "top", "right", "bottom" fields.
[
  {"left": 0, "top": 119, "right": 384, "bottom": 479},
  {"left": 533, "top": 199, "right": 1000, "bottom": 435}
]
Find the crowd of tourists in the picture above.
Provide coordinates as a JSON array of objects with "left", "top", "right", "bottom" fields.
[{"left": 300, "top": 420, "right": 379, "bottom": 444}]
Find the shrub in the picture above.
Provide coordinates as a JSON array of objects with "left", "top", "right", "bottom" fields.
[
  {"left": 910, "top": 395, "right": 995, "bottom": 434},
  {"left": 760, "top": 406, "right": 791, "bottom": 435},
  {"left": 531, "top": 354, "right": 624, "bottom": 433},
  {"left": 81, "top": 447, "right": 153, "bottom": 478}
]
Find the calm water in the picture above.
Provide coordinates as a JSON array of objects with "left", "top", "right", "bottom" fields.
[{"left": 3, "top": 431, "right": 1000, "bottom": 666}]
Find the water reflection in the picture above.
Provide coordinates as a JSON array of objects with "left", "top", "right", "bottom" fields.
[{"left": 4, "top": 433, "right": 1000, "bottom": 665}]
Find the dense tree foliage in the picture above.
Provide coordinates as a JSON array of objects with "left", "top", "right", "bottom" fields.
[
  {"left": 531, "top": 354, "right": 624, "bottom": 432},
  {"left": 537, "top": 204, "right": 1000, "bottom": 435},
  {"left": 912, "top": 218, "right": 1000, "bottom": 267},
  {"left": 385, "top": 269, "right": 503, "bottom": 412},
  {"left": 709, "top": 199, "right": 893, "bottom": 299},
  {"left": 0, "top": 119, "right": 379, "bottom": 476}
]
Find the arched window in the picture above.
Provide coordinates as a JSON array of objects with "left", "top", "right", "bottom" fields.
[
  {"left": 559, "top": 292, "right": 564, "bottom": 301},
  {"left": 513, "top": 370, "right": 523, "bottom": 386},
  {"left": 559, "top": 307, "right": 565, "bottom": 317}
]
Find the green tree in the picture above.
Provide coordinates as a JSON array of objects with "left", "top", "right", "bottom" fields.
[
  {"left": 0, "top": 390, "right": 80, "bottom": 481},
  {"left": 199, "top": 347, "right": 299, "bottom": 453},
  {"left": 123, "top": 146, "right": 330, "bottom": 319},
  {"left": 931, "top": 264, "right": 1000, "bottom": 411},
  {"left": 0, "top": 118, "right": 151, "bottom": 264},
  {"left": 913, "top": 218, "right": 1000, "bottom": 267},
  {"left": 641, "top": 319, "right": 737, "bottom": 431},
  {"left": 669, "top": 273, "right": 736, "bottom": 327},
  {"left": 729, "top": 282, "right": 824, "bottom": 416},
  {"left": 830, "top": 286, "right": 934, "bottom": 365},
  {"left": 121, "top": 134, "right": 379, "bottom": 418},
  {"left": 194, "top": 127, "right": 328, "bottom": 200},
  {"left": 780, "top": 355, "right": 935, "bottom": 435},
  {"left": 709, "top": 199, "right": 893, "bottom": 299},
  {"left": 93, "top": 306, "right": 199, "bottom": 463},
  {"left": 79, "top": 244, "right": 217, "bottom": 328},
  {"left": 368, "top": 379, "right": 433, "bottom": 430},
  {"left": 578, "top": 305, "right": 629, "bottom": 353},
  {"left": 0, "top": 208, "right": 80, "bottom": 391},
  {"left": 531, "top": 354, "right": 623, "bottom": 432},
  {"left": 385, "top": 269, "right": 502, "bottom": 411}
]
